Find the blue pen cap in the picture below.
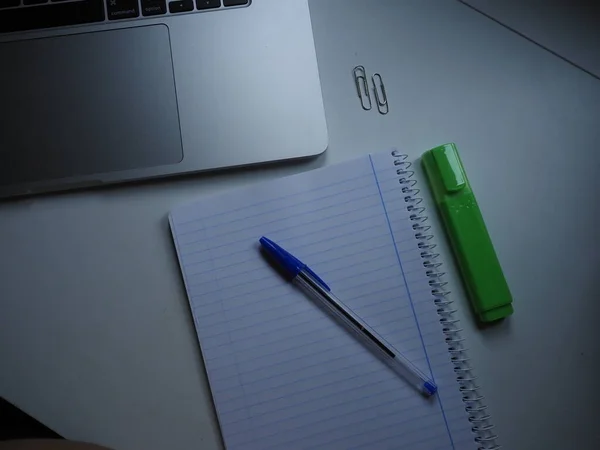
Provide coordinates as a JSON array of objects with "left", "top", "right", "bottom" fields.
[{"left": 259, "top": 236, "right": 330, "bottom": 291}]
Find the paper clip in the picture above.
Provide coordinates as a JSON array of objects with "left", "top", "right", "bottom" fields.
[
  {"left": 353, "top": 65, "right": 372, "bottom": 111},
  {"left": 372, "top": 73, "right": 389, "bottom": 115}
]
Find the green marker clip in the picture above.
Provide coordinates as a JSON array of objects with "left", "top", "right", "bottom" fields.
[{"left": 422, "top": 143, "right": 513, "bottom": 322}]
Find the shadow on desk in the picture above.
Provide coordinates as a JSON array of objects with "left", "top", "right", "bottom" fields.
[{"left": 0, "top": 397, "right": 62, "bottom": 441}]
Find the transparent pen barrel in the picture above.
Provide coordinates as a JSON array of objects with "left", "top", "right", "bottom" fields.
[{"left": 294, "top": 271, "right": 436, "bottom": 396}]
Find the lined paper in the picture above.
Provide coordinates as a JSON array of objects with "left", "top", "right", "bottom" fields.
[{"left": 170, "top": 151, "right": 475, "bottom": 450}]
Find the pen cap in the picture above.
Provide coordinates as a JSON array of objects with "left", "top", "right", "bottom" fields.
[
  {"left": 259, "top": 237, "right": 330, "bottom": 290},
  {"left": 422, "top": 143, "right": 513, "bottom": 322}
]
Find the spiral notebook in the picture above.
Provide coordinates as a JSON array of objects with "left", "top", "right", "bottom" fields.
[{"left": 169, "top": 150, "right": 498, "bottom": 450}]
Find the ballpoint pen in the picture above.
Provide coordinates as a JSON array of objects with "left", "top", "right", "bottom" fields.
[{"left": 259, "top": 236, "right": 438, "bottom": 397}]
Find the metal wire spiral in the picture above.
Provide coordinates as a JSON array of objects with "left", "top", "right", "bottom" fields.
[{"left": 391, "top": 149, "right": 500, "bottom": 450}]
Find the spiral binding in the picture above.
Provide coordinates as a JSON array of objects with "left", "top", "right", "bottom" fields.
[{"left": 391, "top": 150, "right": 500, "bottom": 450}]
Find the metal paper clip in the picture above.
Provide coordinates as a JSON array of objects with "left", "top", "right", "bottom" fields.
[
  {"left": 353, "top": 65, "right": 372, "bottom": 111},
  {"left": 372, "top": 73, "right": 389, "bottom": 115}
]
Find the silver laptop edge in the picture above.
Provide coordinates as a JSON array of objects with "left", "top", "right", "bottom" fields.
[{"left": 0, "top": 0, "right": 328, "bottom": 198}]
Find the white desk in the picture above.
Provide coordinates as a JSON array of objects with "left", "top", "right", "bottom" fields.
[{"left": 2, "top": 1, "right": 599, "bottom": 449}]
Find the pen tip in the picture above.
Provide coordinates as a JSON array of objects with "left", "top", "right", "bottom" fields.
[{"left": 423, "top": 381, "right": 438, "bottom": 396}]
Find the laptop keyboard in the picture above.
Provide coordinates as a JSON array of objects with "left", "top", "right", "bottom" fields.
[{"left": 0, "top": 0, "right": 248, "bottom": 34}]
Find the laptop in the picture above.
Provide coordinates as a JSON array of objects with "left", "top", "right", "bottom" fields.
[{"left": 0, "top": 0, "right": 328, "bottom": 198}]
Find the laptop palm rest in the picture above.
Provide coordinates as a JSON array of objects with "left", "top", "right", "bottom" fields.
[{"left": 0, "top": 25, "right": 183, "bottom": 187}]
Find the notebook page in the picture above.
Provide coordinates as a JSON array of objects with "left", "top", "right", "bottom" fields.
[{"left": 170, "top": 151, "right": 475, "bottom": 450}]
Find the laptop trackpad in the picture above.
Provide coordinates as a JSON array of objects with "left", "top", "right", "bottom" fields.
[{"left": 0, "top": 25, "right": 182, "bottom": 186}]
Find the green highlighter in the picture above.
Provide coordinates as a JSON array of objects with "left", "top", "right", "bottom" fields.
[{"left": 422, "top": 143, "right": 513, "bottom": 322}]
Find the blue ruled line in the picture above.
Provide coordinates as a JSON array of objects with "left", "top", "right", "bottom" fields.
[{"left": 368, "top": 154, "right": 455, "bottom": 449}]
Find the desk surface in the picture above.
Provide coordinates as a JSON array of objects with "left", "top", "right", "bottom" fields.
[{"left": 1, "top": 1, "right": 599, "bottom": 449}]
